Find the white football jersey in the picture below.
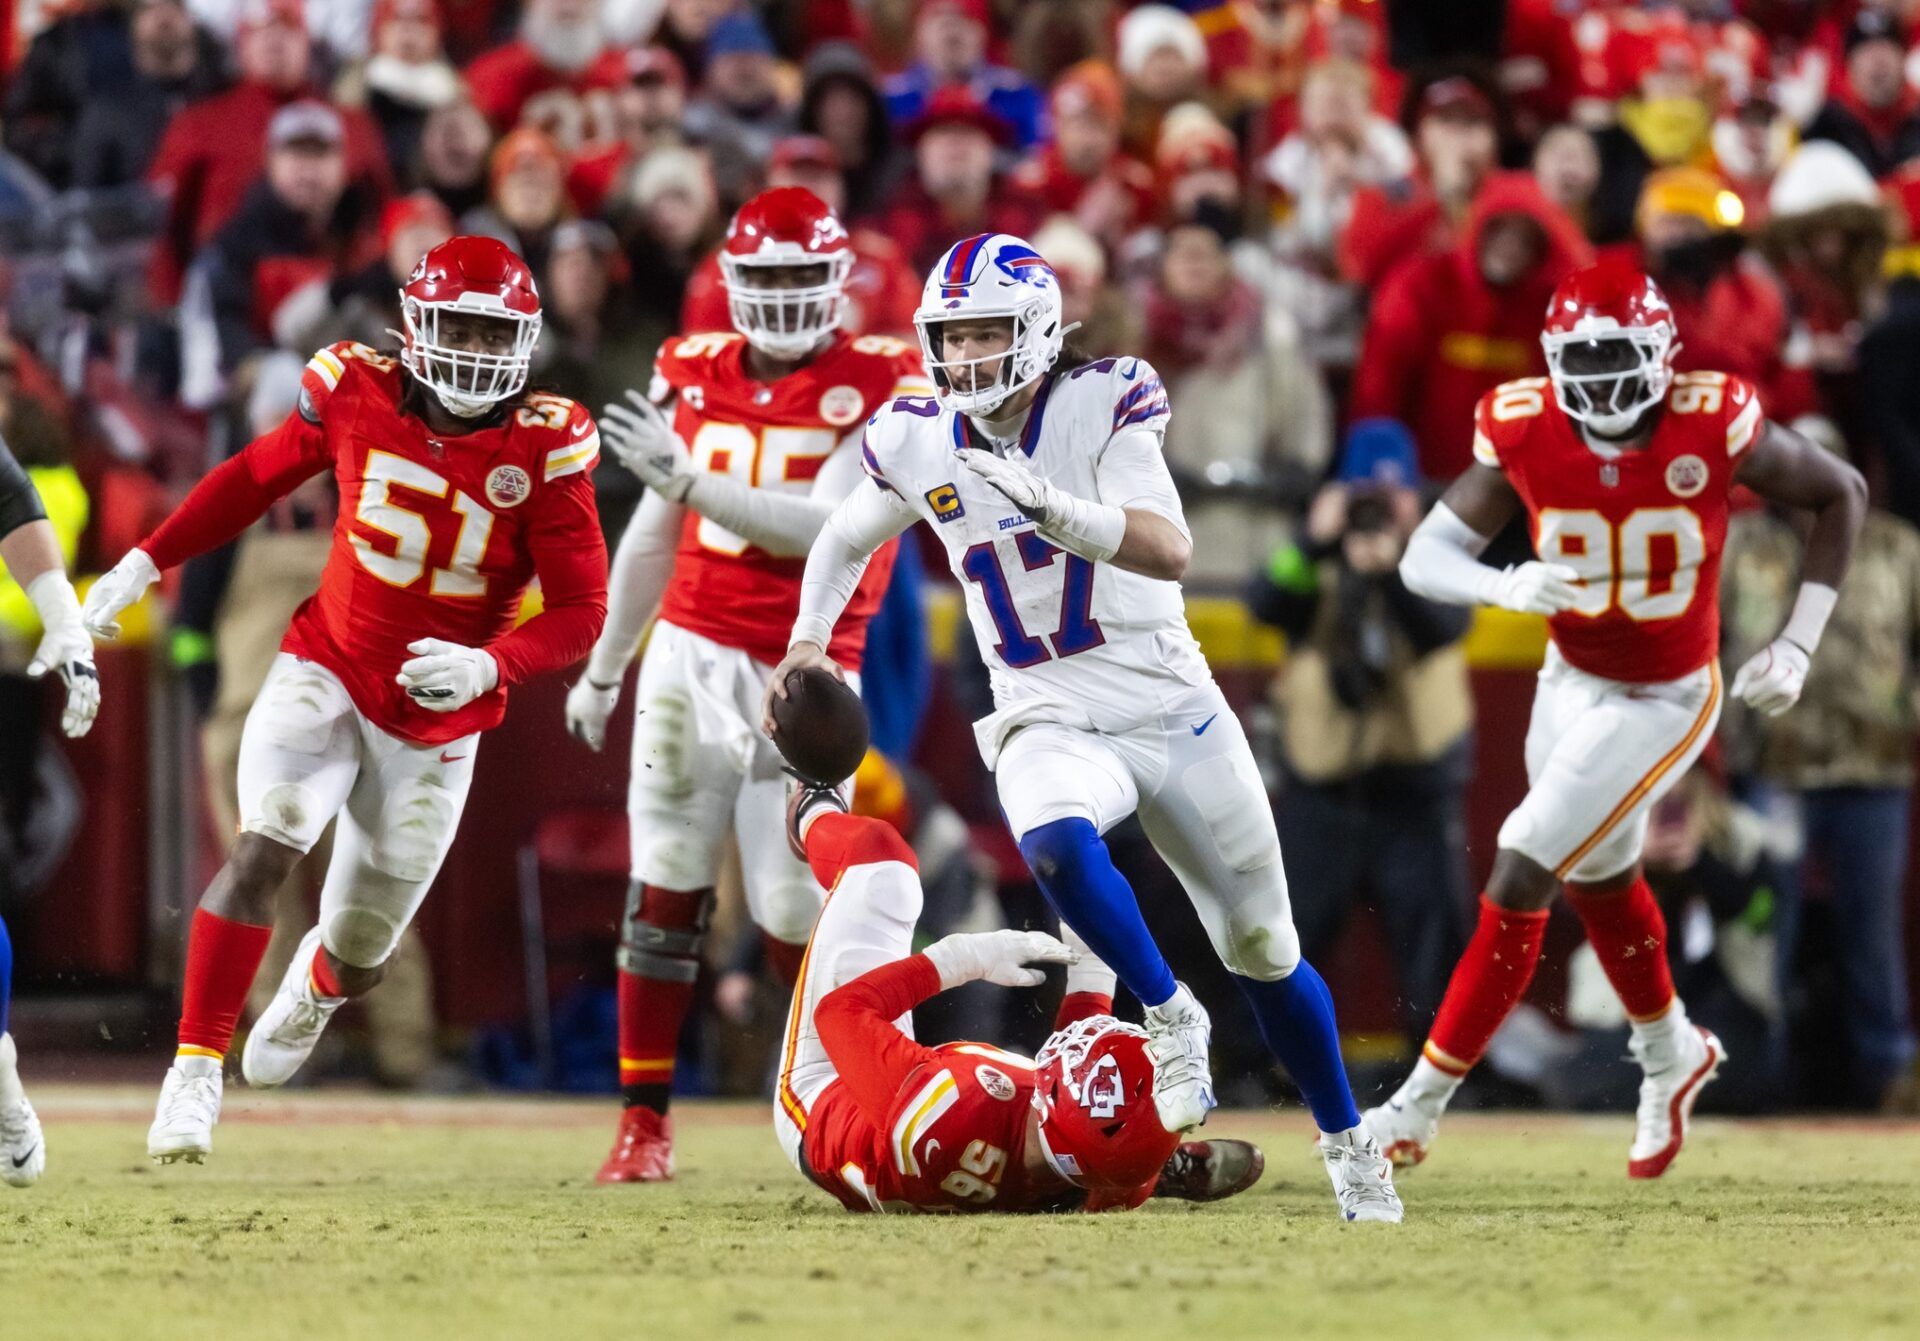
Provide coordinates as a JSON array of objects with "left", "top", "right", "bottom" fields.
[{"left": 860, "top": 356, "right": 1211, "bottom": 744}]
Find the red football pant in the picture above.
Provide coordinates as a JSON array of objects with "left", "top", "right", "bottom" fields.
[
  {"left": 1565, "top": 875, "right": 1676, "bottom": 1021},
  {"left": 176, "top": 908, "right": 275, "bottom": 1057},
  {"left": 1424, "top": 896, "right": 1551, "bottom": 1075}
]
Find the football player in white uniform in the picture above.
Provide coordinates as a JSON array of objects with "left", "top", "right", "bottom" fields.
[{"left": 765, "top": 233, "right": 1402, "bottom": 1222}]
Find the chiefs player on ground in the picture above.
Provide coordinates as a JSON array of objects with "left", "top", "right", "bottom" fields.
[
  {"left": 563, "top": 186, "right": 929, "bottom": 1183},
  {"left": 84, "top": 237, "right": 608, "bottom": 1164},
  {"left": 778, "top": 780, "right": 1264, "bottom": 1213},
  {"left": 1365, "top": 261, "right": 1865, "bottom": 1177}
]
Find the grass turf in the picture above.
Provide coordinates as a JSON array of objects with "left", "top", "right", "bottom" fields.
[{"left": 5, "top": 1089, "right": 1918, "bottom": 1341}]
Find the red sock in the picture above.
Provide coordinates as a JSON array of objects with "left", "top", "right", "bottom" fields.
[
  {"left": 1425, "top": 896, "right": 1551, "bottom": 1076},
  {"left": 1055, "top": 992, "right": 1114, "bottom": 1029},
  {"left": 762, "top": 933, "right": 806, "bottom": 987},
  {"left": 803, "top": 812, "right": 916, "bottom": 888},
  {"left": 1566, "top": 875, "right": 1676, "bottom": 1021},
  {"left": 617, "top": 885, "right": 709, "bottom": 1107},
  {"left": 309, "top": 943, "right": 343, "bottom": 999},
  {"left": 176, "top": 908, "right": 274, "bottom": 1058}
]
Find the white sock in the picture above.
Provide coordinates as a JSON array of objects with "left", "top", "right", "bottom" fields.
[
  {"left": 1631, "top": 997, "right": 1690, "bottom": 1050},
  {"left": 0, "top": 1033, "right": 24, "bottom": 1106},
  {"left": 1400, "top": 1056, "right": 1463, "bottom": 1113},
  {"left": 1319, "top": 1123, "right": 1368, "bottom": 1148}
]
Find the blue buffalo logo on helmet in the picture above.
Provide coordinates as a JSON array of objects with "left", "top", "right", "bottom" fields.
[{"left": 915, "top": 232, "right": 1066, "bottom": 417}]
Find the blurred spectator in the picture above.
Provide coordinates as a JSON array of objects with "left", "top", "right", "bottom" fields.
[
  {"left": 1155, "top": 102, "right": 1246, "bottom": 228},
  {"left": 1351, "top": 173, "right": 1591, "bottom": 480},
  {"left": 1804, "top": 11, "right": 1920, "bottom": 182},
  {"left": 468, "top": 128, "right": 571, "bottom": 282},
  {"left": 613, "top": 146, "right": 722, "bottom": 332},
  {"left": 798, "top": 42, "right": 902, "bottom": 221},
  {"left": 1532, "top": 123, "right": 1602, "bottom": 238},
  {"left": 1711, "top": 93, "right": 1793, "bottom": 230},
  {"left": 186, "top": 101, "right": 374, "bottom": 394},
  {"left": 1262, "top": 57, "right": 1414, "bottom": 369},
  {"left": 884, "top": 0, "right": 1045, "bottom": 152},
  {"left": 1011, "top": 62, "right": 1158, "bottom": 254},
  {"left": 653, "top": 0, "right": 735, "bottom": 88},
  {"left": 1032, "top": 214, "right": 1136, "bottom": 358},
  {"left": 1721, "top": 419, "right": 1920, "bottom": 1110},
  {"left": 684, "top": 10, "right": 796, "bottom": 211},
  {"left": 414, "top": 100, "right": 495, "bottom": 220},
  {"left": 1588, "top": 39, "right": 1717, "bottom": 245},
  {"left": 146, "top": 0, "right": 393, "bottom": 306},
  {"left": 464, "top": 0, "right": 626, "bottom": 141},
  {"left": 1609, "top": 167, "right": 1787, "bottom": 397},
  {"left": 1138, "top": 204, "right": 1330, "bottom": 582},
  {"left": 69, "top": 0, "right": 226, "bottom": 191},
  {"left": 1756, "top": 142, "right": 1891, "bottom": 427},
  {"left": 1340, "top": 73, "right": 1498, "bottom": 291},
  {"left": 335, "top": 0, "right": 462, "bottom": 177},
  {"left": 1248, "top": 421, "right": 1472, "bottom": 1046},
  {"left": 681, "top": 137, "right": 917, "bottom": 340},
  {"left": 879, "top": 89, "right": 1044, "bottom": 274},
  {"left": 1116, "top": 4, "right": 1208, "bottom": 162},
  {"left": 320, "top": 191, "right": 455, "bottom": 352},
  {"left": 567, "top": 48, "right": 688, "bottom": 218},
  {"left": 1862, "top": 167, "right": 1920, "bottom": 525}
]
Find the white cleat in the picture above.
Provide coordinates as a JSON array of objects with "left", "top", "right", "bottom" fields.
[
  {"left": 1320, "top": 1128, "right": 1404, "bottom": 1223},
  {"left": 148, "top": 1056, "right": 222, "bottom": 1164},
  {"left": 1362, "top": 1089, "right": 1442, "bottom": 1170},
  {"left": 1142, "top": 982, "right": 1216, "bottom": 1133},
  {"left": 243, "top": 927, "right": 346, "bottom": 1089},
  {"left": 2, "top": 1097, "right": 46, "bottom": 1188},
  {"left": 1628, "top": 1024, "right": 1725, "bottom": 1179}
]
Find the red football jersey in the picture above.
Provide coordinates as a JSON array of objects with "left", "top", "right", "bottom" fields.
[
  {"left": 650, "top": 330, "right": 930, "bottom": 669},
  {"left": 1472, "top": 370, "right": 1763, "bottom": 683},
  {"left": 142, "top": 341, "right": 608, "bottom": 745}
]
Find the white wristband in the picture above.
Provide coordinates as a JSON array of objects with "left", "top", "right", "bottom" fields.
[
  {"left": 789, "top": 615, "right": 834, "bottom": 652},
  {"left": 1780, "top": 582, "right": 1838, "bottom": 654},
  {"left": 25, "top": 570, "right": 83, "bottom": 633}
]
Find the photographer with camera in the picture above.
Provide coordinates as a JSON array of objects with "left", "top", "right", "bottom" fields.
[{"left": 1249, "top": 420, "right": 1474, "bottom": 1045}]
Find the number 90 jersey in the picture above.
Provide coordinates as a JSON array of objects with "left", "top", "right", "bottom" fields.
[
  {"left": 651, "top": 330, "right": 930, "bottom": 669},
  {"left": 1472, "top": 370, "right": 1763, "bottom": 684}
]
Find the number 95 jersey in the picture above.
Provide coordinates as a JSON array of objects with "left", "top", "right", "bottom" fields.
[{"left": 1472, "top": 370, "right": 1762, "bottom": 684}]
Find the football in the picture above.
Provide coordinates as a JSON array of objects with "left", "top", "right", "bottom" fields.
[{"left": 770, "top": 665, "right": 869, "bottom": 784}]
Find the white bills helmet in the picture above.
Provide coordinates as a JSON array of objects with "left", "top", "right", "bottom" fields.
[{"left": 913, "top": 232, "right": 1064, "bottom": 416}]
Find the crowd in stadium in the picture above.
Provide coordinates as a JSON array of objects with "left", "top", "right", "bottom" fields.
[{"left": 0, "top": 0, "right": 1917, "bottom": 1117}]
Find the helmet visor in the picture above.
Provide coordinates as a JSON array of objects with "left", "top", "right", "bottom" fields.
[{"left": 1543, "top": 327, "right": 1671, "bottom": 434}]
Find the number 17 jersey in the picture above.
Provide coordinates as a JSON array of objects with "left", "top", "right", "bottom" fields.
[{"left": 1471, "top": 370, "right": 1762, "bottom": 684}]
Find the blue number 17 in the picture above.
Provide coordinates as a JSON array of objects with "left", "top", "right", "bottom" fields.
[{"left": 959, "top": 532, "right": 1106, "bottom": 670}]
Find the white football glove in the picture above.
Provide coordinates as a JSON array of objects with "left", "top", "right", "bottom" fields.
[
  {"left": 601, "top": 389, "right": 694, "bottom": 502},
  {"left": 1731, "top": 638, "right": 1811, "bottom": 716},
  {"left": 25, "top": 571, "right": 99, "bottom": 738},
  {"left": 82, "top": 548, "right": 161, "bottom": 640},
  {"left": 396, "top": 638, "right": 499, "bottom": 712},
  {"left": 958, "top": 447, "right": 1062, "bottom": 524},
  {"left": 565, "top": 673, "right": 622, "bottom": 751},
  {"left": 1488, "top": 561, "right": 1584, "bottom": 615},
  {"left": 922, "top": 929, "right": 1079, "bottom": 991}
]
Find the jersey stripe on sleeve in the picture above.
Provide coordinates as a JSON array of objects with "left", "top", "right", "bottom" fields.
[
  {"left": 1725, "top": 394, "right": 1762, "bottom": 457},
  {"left": 544, "top": 428, "right": 600, "bottom": 481},
  {"left": 1112, "top": 375, "right": 1169, "bottom": 431},
  {"left": 891, "top": 1069, "right": 958, "bottom": 1175}
]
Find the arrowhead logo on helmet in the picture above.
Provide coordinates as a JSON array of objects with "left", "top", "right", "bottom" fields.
[
  {"left": 1031, "top": 1015, "right": 1179, "bottom": 1193},
  {"left": 398, "top": 235, "right": 543, "bottom": 419}
]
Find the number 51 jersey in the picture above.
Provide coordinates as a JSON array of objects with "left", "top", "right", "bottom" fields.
[
  {"left": 1472, "top": 370, "right": 1762, "bottom": 684},
  {"left": 859, "top": 357, "right": 1211, "bottom": 741}
]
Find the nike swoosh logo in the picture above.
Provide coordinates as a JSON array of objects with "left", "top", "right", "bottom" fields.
[
  {"left": 10, "top": 1146, "right": 36, "bottom": 1169},
  {"left": 1191, "top": 714, "right": 1217, "bottom": 736},
  {"left": 438, "top": 751, "right": 467, "bottom": 764}
]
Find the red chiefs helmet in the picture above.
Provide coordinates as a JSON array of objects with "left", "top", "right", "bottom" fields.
[
  {"left": 1540, "top": 261, "right": 1677, "bottom": 438},
  {"left": 1031, "top": 1016, "right": 1180, "bottom": 1193},
  {"left": 399, "top": 235, "right": 542, "bottom": 417},
  {"left": 718, "top": 186, "right": 853, "bottom": 359}
]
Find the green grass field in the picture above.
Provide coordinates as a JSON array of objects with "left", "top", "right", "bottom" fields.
[{"left": 6, "top": 1089, "right": 1918, "bottom": 1341}]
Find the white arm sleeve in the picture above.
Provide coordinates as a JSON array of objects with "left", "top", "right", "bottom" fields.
[
  {"left": 585, "top": 489, "right": 684, "bottom": 684},
  {"left": 1097, "top": 427, "right": 1191, "bottom": 542},
  {"left": 789, "top": 482, "right": 916, "bottom": 651},
  {"left": 1398, "top": 501, "right": 1506, "bottom": 608},
  {"left": 678, "top": 433, "right": 865, "bottom": 557}
]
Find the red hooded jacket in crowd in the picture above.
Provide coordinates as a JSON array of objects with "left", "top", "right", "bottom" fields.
[
  {"left": 145, "top": 83, "right": 392, "bottom": 305},
  {"left": 464, "top": 38, "right": 630, "bottom": 134},
  {"left": 1350, "top": 173, "right": 1593, "bottom": 480}
]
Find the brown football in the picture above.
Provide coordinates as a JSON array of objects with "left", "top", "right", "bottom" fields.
[{"left": 770, "top": 666, "right": 869, "bottom": 784}]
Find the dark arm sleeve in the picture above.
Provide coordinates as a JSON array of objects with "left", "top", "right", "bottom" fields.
[{"left": 0, "top": 435, "right": 49, "bottom": 541}]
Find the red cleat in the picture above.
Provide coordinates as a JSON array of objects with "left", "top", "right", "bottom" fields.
[{"left": 597, "top": 1107, "right": 674, "bottom": 1183}]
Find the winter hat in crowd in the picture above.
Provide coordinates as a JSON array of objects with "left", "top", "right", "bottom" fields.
[
  {"left": 1117, "top": 5, "right": 1206, "bottom": 83},
  {"left": 1768, "top": 140, "right": 1879, "bottom": 218},
  {"left": 707, "top": 10, "right": 776, "bottom": 62},
  {"left": 1338, "top": 418, "right": 1422, "bottom": 489}
]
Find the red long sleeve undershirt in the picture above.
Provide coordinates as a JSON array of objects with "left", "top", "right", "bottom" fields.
[{"left": 814, "top": 954, "right": 946, "bottom": 1132}]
